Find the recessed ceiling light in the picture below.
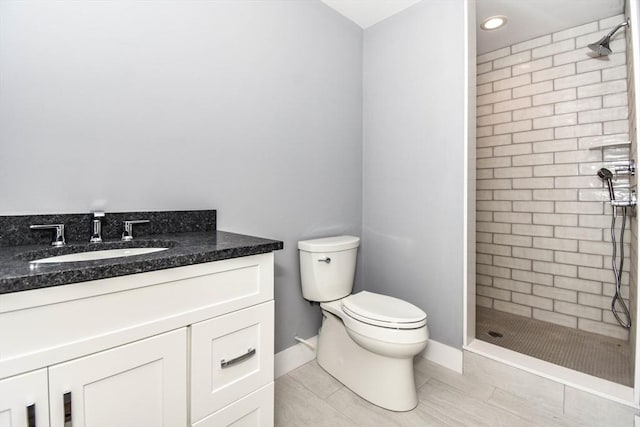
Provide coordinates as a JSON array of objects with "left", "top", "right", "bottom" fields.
[{"left": 480, "top": 15, "right": 508, "bottom": 31}]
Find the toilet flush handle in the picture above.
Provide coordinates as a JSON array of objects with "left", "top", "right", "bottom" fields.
[{"left": 318, "top": 257, "right": 331, "bottom": 264}]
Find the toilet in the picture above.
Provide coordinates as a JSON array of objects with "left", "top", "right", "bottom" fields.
[{"left": 298, "top": 235, "right": 429, "bottom": 411}]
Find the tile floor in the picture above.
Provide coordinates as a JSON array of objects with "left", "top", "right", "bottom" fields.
[
  {"left": 476, "top": 306, "right": 633, "bottom": 386},
  {"left": 274, "top": 358, "right": 599, "bottom": 426}
]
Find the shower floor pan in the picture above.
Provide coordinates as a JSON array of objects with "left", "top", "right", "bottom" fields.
[{"left": 476, "top": 306, "right": 633, "bottom": 386}]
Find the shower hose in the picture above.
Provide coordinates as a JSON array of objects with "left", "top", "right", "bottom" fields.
[{"left": 610, "top": 206, "right": 631, "bottom": 329}]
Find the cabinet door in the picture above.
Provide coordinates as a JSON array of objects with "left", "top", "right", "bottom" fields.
[
  {"left": 48, "top": 328, "right": 187, "bottom": 427},
  {"left": 0, "top": 369, "right": 49, "bottom": 427},
  {"left": 191, "top": 301, "right": 274, "bottom": 423}
]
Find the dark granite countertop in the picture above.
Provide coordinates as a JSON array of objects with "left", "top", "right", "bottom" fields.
[{"left": 0, "top": 230, "right": 283, "bottom": 294}]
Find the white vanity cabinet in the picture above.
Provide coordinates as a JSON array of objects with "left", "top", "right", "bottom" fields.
[{"left": 0, "top": 252, "right": 275, "bottom": 427}]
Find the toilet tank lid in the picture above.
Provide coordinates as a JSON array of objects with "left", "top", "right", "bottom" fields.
[{"left": 298, "top": 235, "right": 360, "bottom": 252}]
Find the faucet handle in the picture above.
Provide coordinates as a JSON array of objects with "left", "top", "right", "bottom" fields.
[
  {"left": 90, "top": 211, "right": 106, "bottom": 243},
  {"left": 30, "top": 224, "right": 66, "bottom": 247},
  {"left": 122, "top": 220, "right": 150, "bottom": 241}
]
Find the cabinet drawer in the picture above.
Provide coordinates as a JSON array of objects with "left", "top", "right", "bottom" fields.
[
  {"left": 191, "top": 301, "right": 274, "bottom": 422},
  {"left": 192, "top": 382, "right": 273, "bottom": 427}
]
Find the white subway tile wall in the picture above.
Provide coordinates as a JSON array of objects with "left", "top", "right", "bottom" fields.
[{"left": 476, "top": 15, "right": 632, "bottom": 340}]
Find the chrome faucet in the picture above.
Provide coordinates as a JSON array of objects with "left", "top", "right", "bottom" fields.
[
  {"left": 30, "top": 224, "right": 66, "bottom": 246},
  {"left": 90, "top": 211, "right": 105, "bottom": 243}
]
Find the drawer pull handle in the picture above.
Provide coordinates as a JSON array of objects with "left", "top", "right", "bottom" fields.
[
  {"left": 26, "top": 403, "right": 36, "bottom": 427},
  {"left": 221, "top": 347, "right": 256, "bottom": 368},
  {"left": 63, "top": 392, "right": 72, "bottom": 426}
]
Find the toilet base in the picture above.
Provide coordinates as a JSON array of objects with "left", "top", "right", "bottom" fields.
[{"left": 316, "top": 310, "right": 421, "bottom": 412}]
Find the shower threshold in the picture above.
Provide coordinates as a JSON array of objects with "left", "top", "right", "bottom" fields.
[{"left": 476, "top": 307, "right": 633, "bottom": 387}]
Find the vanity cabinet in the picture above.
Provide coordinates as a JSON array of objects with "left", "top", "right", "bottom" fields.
[{"left": 0, "top": 252, "right": 275, "bottom": 427}]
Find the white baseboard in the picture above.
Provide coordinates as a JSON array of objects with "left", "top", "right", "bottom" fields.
[
  {"left": 274, "top": 336, "right": 318, "bottom": 378},
  {"left": 420, "top": 339, "right": 463, "bottom": 373}
]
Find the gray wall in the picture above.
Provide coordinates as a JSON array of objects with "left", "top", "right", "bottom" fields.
[
  {"left": 0, "top": 0, "right": 363, "bottom": 353},
  {"left": 362, "top": 0, "right": 467, "bottom": 348}
]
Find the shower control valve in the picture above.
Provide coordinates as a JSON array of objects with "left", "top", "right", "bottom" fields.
[
  {"left": 614, "top": 160, "right": 635, "bottom": 178},
  {"left": 611, "top": 191, "right": 637, "bottom": 208}
]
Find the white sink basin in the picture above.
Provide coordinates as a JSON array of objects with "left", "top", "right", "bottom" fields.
[{"left": 30, "top": 247, "right": 169, "bottom": 264}]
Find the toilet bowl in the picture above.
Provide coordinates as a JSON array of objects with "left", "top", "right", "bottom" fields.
[{"left": 298, "top": 236, "right": 429, "bottom": 411}]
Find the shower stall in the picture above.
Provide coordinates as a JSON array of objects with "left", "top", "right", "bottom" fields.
[{"left": 471, "top": 4, "right": 640, "bottom": 393}]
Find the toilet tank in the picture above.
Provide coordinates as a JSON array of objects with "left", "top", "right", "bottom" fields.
[{"left": 298, "top": 235, "right": 360, "bottom": 302}]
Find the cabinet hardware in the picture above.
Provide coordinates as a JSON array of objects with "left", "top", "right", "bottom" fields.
[
  {"left": 220, "top": 347, "right": 256, "bottom": 368},
  {"left": 63, "top": 392, "right": 72, "bottom": 426},
  {"left": 26, "top": 403, "right": 36, "bottom": 427}
]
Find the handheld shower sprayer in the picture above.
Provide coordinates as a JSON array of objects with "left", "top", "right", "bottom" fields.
[
  {"left": 597, "top": 167, "right": 615, "bottom": 201},
  {"left": 596, "top": 165, "right": 632, "bottom": 329}
]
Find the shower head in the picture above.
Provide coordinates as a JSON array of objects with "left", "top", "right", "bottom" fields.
[
  {"left": 588, "top": 36, "right": 612, "bottom": 56},
  {"left": 588, "top": 19, "right": 630, "bottom": 56},
  {"left": 597, "top": 167, "right": 616, "bottom": 201}
]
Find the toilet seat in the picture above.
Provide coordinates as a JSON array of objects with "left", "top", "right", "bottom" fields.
[
  {"left": 342, "top": 291, "right": 427, "bottom": 329},
  {"left": 320, "top": 291, "right": 428, "bottom": 347}
]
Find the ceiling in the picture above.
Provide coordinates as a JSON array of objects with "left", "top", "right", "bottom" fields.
[
  {"left": 320, "top": 0, "right": 421, "bottom": 28},
  {"left": 477, "top": 0, "right": 625, "bottom": 54},
  {"left": 321, "top": 0, "right": 625, "bottom": 55}
]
